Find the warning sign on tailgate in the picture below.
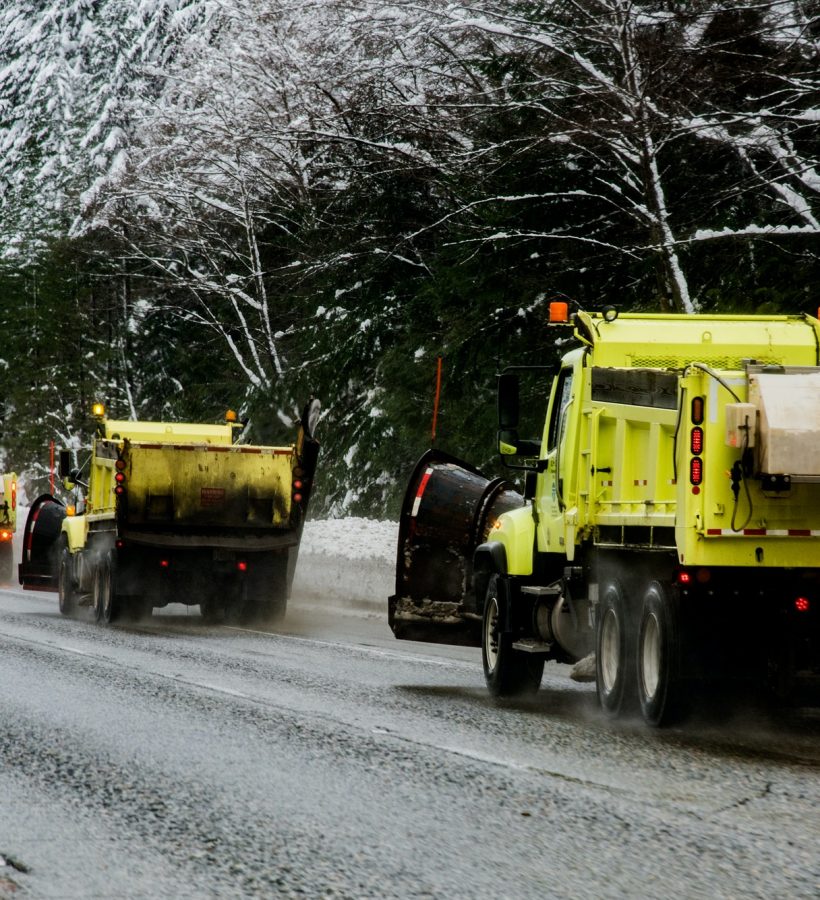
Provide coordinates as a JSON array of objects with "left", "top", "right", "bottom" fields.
[{"left": 200, "top": 487, "right": 226, "bottom": 507}]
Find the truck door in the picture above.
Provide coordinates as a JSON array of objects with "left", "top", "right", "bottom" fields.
[{"left": 536, "top": 366, "right": 575, "bottom": 554}]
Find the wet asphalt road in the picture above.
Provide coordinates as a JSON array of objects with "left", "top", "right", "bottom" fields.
[{"left": 0, "top": 585, "right": 818, "bottom": 899}]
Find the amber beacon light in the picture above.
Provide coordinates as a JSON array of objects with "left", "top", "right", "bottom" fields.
[{"left": 549, "top": 301, "right": 569, "bottom": 323}]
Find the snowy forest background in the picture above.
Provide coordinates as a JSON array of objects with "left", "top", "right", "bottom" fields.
[{"left": 1, "top": 1, "right": 819, "bottom": 516}]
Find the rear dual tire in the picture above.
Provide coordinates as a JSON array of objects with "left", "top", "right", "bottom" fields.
[
  {"left": 596, "top": 579, "right": 684, "bottom": 726},
  {"left": 637, "top": 582, "right": 684, "bottom": 727},
  {"left": 93, "top": 552, "right": 120, "bottom": 625}
]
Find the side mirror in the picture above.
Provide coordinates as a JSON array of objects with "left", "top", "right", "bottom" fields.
[
  {"left": 58, "top": 449, "right": 72, "bottom": 479},
  {"left": 498, "top": 373, "right": 520, "bottom": 430}
]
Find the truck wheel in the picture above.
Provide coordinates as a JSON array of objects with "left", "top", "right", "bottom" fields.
[
  {"left": 637, "top": 582, "right": 684, "bottom": 726},
  {"left": 252, "top": 560, "right": 288, "bottom": 626},
  {"left": 482, "top": 574, "right": 544, "bottom": 697},
  {"left": 200, "top": 596, "right": 224, "bottom": 625},
  {"left": 596, "top": 581, "right": 636, "bottom": 717},
  {"left": 57, "top": 542, "right": 78, "bottom": 616},
  {"left": 0, "top": 543, "right": 13, "bottom": 583},
  {"left": 93, "top": 552, "right": 120, "bottom": 625},
  {"left": 123, "top": 595, "right": 152, "bottom": 623}
]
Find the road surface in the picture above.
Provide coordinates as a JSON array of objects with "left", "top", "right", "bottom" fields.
[{"left": 1, "top": 584, "right": 818, "bottom": 898}]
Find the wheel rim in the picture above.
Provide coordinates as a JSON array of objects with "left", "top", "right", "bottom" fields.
[
  {"left": 484, "top": 594, "right": 500, "bottom": 672},
  {"left": 600, "top": 607, "right": 620, "bottom": 693},
  {"left": 641, "top": 612, "right": 661, "bottom": 701}
]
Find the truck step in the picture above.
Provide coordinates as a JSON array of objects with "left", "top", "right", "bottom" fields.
[
  {"left": 520, "top": 585, "right": 561, "bottom": 597},
  {"left": 512, "top": 638, "right": 553, "bottom": 654}
]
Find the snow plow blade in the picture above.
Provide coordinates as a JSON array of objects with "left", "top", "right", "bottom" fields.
[
  {"left": 18, "top": 494, "right": 66, "bottom": 591},
  {"left": 388, "top": 449, "right": 524, "bottom": 647}
]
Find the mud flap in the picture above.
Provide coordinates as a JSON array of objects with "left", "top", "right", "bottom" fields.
[
  {"left": 18, "top": 495, "right": 66, "bottom": 591},
  {"left": 388, "top": 449, "right": 523, "bottom": 647}
]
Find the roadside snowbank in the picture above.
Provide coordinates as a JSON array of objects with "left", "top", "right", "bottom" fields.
[{"left": 292, "top": 518, "right": 398, "bottom": 613}]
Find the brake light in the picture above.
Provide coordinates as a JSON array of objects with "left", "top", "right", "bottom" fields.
[
  {"left": 690, "top": 427, "right": 703, "bottom": 455},
  {"left": 160, "top": 559, "right": 169, "bottom": 569},
  {"left": 237, "top": 561, "right": 248, "bottom": 573},
  {"left": 795, "top": 597, "right": 810, "bottom": 613},
  {"left": 678, "top": 571, "right": 692, "bottom": 584},
  {"left": 690, "top": 457, "right": 703, "bottom": 485},
  {"left": 293, "top": 493, "right": 303, "bottom": 504}
]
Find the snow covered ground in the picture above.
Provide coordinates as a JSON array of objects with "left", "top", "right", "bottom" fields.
[{"left": 292, "top": 518, "right": 398, "bottom": 614}]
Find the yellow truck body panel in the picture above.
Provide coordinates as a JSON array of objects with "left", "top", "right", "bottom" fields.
[{"left": 505, "top": 312, "right": 820, "bottom": 571}]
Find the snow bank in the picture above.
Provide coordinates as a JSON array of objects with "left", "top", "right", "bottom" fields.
[{"left": 292, "top": 518, "right": 398, "bottom": 613}]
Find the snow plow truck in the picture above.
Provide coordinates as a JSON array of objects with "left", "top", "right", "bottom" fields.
[
  {"left": 389, "top": 308, "right": 820, "bottom": 726},
  {"left": 0, "top": 472, "right": 18, "bottom": 582},
  {"left": 19, "top": 401, "right": 320, "bottom": 624}
]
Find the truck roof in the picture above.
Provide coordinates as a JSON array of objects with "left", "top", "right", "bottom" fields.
[
  {"left": 575, "top": 312, "right": 820, "bottom": 370},
  {"left": 102, "top": 420, "right": 234, "bottom": 445}
]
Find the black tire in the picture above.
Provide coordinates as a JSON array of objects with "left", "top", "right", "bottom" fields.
[
  {"left": 596, "top": 581, "right": 636, "bottom": 717},
  {"left": 481, "top": 574, "right": 544, "bottom": 697},
  {"left": 123, "top": 595, "right": 152, "bottom": 623},
  {"left": 637, "top": 581, "right": 684, "bottom": 727},
  {"left": 250, "top": 559, "right": 288, "bottom": 626},
  {"left": 200, "top": 596, "right": 224, "bottom": 625},
  {"left": 93, "top": 552, "right": 120, "bottom": 625},
  {"left": 0, "top": 542, "right": 14, "bottom": 584},
  {"left": 57, "top": 542, "right": 78, "bottom": 616}
]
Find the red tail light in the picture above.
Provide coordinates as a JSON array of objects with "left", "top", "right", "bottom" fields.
[
  {"left": 293, "top": 493, "right": 303, "bottom": 504},
  {"left": 690, "top": 427, "right": 703, "bottom": 455},
  {"left": 678, "top": 570, "right": 692, "bottom": 584},
  {"left": 795, "top": 597, "right": 810, "bottom": 612},
  {"left": 237, "top": 561, "right": 248, "bottom": 572},
  {"left": 160, "top": 559, "right": 170, "bottom": 569},
  {"left": 690, "top": 457, "right": 703, "bottom": 485},
  {"left": 115, "top": 472, "right": 125, "bottom": 484}
]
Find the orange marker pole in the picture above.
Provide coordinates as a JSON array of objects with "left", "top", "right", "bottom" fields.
[{"left": 431, "top": 356, "right": 443, "bottom": 444}]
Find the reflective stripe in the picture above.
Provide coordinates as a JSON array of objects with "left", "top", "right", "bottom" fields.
[
  {"left": 410, "top": 468, "right": 434, "bottom": 517},
  {"left": 706, "top": 528, "right": 820, "bottom": 537}
]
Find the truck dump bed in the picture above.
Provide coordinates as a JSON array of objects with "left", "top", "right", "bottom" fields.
[{"left": 115, "top": 441, "right": 299, "bottom": 548}]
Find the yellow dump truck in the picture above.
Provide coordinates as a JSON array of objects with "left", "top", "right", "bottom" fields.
[
  {"left": 19, "top": 402, "right": 320, "bottom": 624},
  {"left": 390, "top": 309, "right": 820, "bottom": 725},
  {"left": 0, "top": 472, "right": 18, "bottom": 582}
]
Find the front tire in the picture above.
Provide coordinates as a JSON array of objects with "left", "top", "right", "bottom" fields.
[
  {"left": 637, "top": 581, "right": 684, "bottom": 726},
  {"left": 57, "top": 542, "right": 78, "bottom": 616},
  {"left": 0, "top": 543, "right": 13, "bottom": 583},
  {"left": 596, "top": 581, "right": 636, "bottom": 717},
  {"left": 481, "top": 574, "right": 544, "bottom": 697}
]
